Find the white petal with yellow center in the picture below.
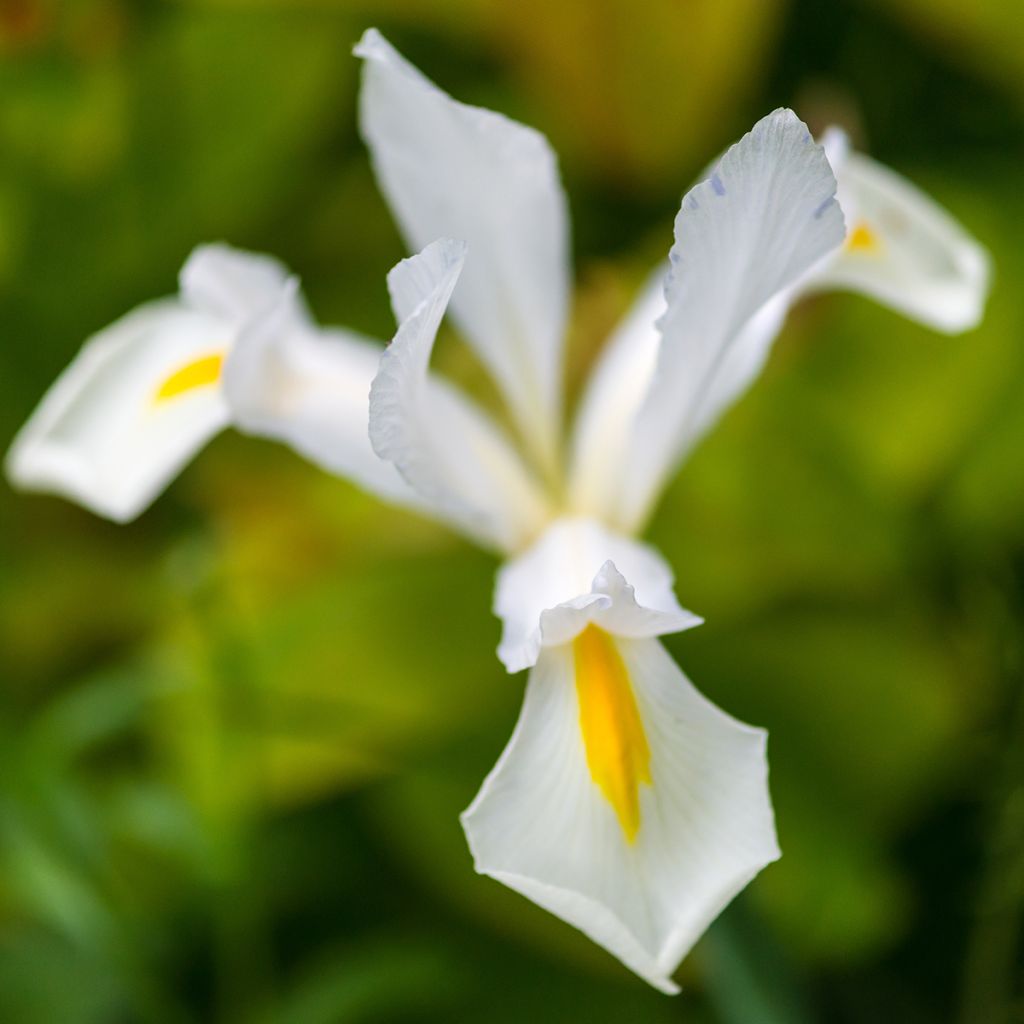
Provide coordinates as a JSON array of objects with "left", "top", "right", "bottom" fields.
[
  {"left": 5, "top": 243, "right": 307, "bottom": 521},
  {"left": 464, "top": 558, "right": 778, "bottom": 993},
  {"left": 815, "top": 127, "right": 990, "bottom": 333},
  {"left": 6, "top": 300, "right": 232, "bottom": 521}
]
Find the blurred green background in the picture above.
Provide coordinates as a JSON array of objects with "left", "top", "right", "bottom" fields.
[{"left": 2, "top": 1, "right": 1023, "bottom": 1021}]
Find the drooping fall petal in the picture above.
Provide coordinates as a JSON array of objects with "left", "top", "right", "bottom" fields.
[
  {"left": 814, "top": 128, "right": 990, "bottom": 333},
  {"left": 465, "top": 557, "right": 778, "bottom": 993}
]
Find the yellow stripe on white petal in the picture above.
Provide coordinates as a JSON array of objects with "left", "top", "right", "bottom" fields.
[
  {"left": 355, "top": 29, "right": 570, "bottom": 470},
  {"left": 462, "top": 632, "right": 778, "bottom": 993},
  {"left": 815, "top": 132, "right": 990, "bottom": 333},
  {"left": 370, "top": 239, "right": 552, "bottom": 554},
  {"left": 6, "top": 300, "right": 232, "bottom": 522},
  {"left": 154, "top": 351, "right": 226, "bottom": 403},
  {"left": 574, "top": 624, "right": 651, "bottom": 842},
  {"left": 5, "top": 243, "right": 311, "bottom": 521},
  {"left": 470, "top": 550, "right": 773, "bottom": 989}
]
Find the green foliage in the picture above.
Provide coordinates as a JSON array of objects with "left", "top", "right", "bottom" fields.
[{"left": 2, "top": 0, "right": 1024, "bottom": 1021}]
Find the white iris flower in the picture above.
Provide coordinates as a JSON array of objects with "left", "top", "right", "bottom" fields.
[{"left": 6, "top": 26, "right": 989, "bottom": 993}]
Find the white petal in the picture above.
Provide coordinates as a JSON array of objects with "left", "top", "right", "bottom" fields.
[
  {"left": 613, "top": 109, "right": 845, "bottom": 533},
  {"left": 494, "top": 517, "right": 701, "bottom": 673},
  {"left": 180, "top": 243, "right": 305, "bottom": 323},
  {"left": 567, "top": 271, "right": 665, "bottom": 520},
  {"left": 6, "top": 300, "right": 231, "bottom": 521},
  {"left": 370, "top": 239, "right": 550, "bottom": 553},
  {"left": 812, "top": 139, "right": 990, "bottom": 333},
  {"left": 222, "top": 285, "right": 421, "bottom": 508},
  {"left": 568, "top": 271, "right": 790, "bottom": 523},
  {"left": 681, "top": 289, "right": 791, "bottom": 444},
  {"left": 537, "top": 559, "right": 702, "bottom": 650},
  {"left": 355, "top": 29, "right": 570, "bottom": 466},
  {"left": 462, "top": 635, "right": 779, "bottom": 993},
  {"left": 820, "top": 124, "right": 850, "bottom": 172}
]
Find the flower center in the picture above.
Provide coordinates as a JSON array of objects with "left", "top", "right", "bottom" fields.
[{"left": 573, "top": 625, "right": 651, "bottom": 842}]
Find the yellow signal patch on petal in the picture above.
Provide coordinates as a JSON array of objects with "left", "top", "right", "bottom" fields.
[
  {"left": 573, "top": 625, "right": 652, "bottom": 842},
  {"left": 846, "top": 220, "right": 881, "bottom": 254},
  {"left": 154, "top": 352, "right": 225, "bottom": 403}
]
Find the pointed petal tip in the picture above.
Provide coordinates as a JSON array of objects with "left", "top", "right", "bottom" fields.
[
  {"left": 457, "top": 806, "right": 687, "bottom": 996},
  {"left": 496, "top": 641, "right": 536, "bottom": 676},
  {"left": 592, "top": 558, "right": 627, "bottom": 590},
  {"left": 752, "top": 107, "right": 806, "bottom": 140},
  {"left": 386, "top": 238, "right": 468, "bottom": 326},
  {"left": 389, "top": 236, "right": 468, "bottom": 278},
  {"left": 590, "top": 558, "right": 704, "bottom": 636},
  {"left": 353, "top": 26, "right": 386, "bottom": 59},
  {"left": 354, "top": 26, "right": 569, "bottom": 457}
]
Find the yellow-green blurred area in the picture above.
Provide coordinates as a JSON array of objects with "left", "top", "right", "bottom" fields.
[{"left": 2, "top": 0, "right": 1023, "bottom": 1021}]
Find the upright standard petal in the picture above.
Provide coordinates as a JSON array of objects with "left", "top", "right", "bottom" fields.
[
  {"left": 494, "top": 515, "right": 701, "bottom": 673},
  {"left": 567, "top": 270, "right": 790, "bottom": 523},
  {"left": 223, "top": 285, "right": 420, "bottom": 508},
  {"left": 813, "top": 128, "right": 990, "bottom": 333},
  {"left": 369, "top": 240, "right": 551, "bottom": 553},
  {"left": 567, "top": 272, "right": 666, "bottom": 521},
  {"left": 355, "top": 29, "right": 570, "bottom": 468},
  {"left": 609, "top": 109, "right": 845, "bottom": 533},
  {"left": 6, "top": 300, "right": 232, "bottom": 522},
  {"left": 464, "top": 559, "right": 778, "bottom": 993}
]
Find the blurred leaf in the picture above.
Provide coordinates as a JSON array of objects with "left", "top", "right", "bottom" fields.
[
  {"left": 0, "top": 929, "right": 127, "bottom": 1024},
  {"left": 150, "top": 506, "right": 502, "bottom": 818},
  {"left": 263, "top": 936, "right": 459, "bottom": 1024},
  {"left": 864, "top": 0, "right": 1024, "bottom": 102},
  {"left": 663, "top": 600, "right": 974, "bottom": 963},
  {"left": 483, "top": 0, "right": 787, "bottom": 188},
  {"left": 702, "top": 904, "right": 814, "bottom": 1024}
]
